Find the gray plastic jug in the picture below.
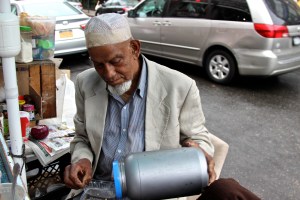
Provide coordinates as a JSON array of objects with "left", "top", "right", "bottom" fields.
[{"left": 113, "top": 147, "right": 208, "bottom": 200}]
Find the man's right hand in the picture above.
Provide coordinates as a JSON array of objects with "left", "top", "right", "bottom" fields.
[{"left": 64, "top": 158, "right": 92, "bottom": 189}]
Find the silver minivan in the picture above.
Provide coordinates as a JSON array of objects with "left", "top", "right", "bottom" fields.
[{"left": 127, "top": 0, "right": 300, "bottom": 84}]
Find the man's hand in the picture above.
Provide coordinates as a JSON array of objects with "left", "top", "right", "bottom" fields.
[
  {"left": 64, "top": 158, "right": 93, "bottom": 189},
  {"left": 182, "top": 140, "right": 216, "bottom": 184}
]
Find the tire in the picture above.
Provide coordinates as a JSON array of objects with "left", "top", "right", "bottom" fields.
[{"left": 205, "top": 50, "right": 237, "bottom": 84}]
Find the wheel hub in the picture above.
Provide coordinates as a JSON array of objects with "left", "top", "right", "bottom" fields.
[
  {"left": 217, "top": 63, "right": 223, "bottom": 71},
  {"left": 210, "top": 55, "right": 229, "bottom": 80}
]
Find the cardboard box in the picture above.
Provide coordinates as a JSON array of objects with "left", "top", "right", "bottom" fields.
[
  {"left": 0, "top": 60, "right": 56, "bottom": 119},
  {"left": 52, "top": 58, "right": 71, "bottom": 80}
]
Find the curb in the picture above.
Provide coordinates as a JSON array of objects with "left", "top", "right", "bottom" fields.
[{"left": 83, "top": 9, "right": 95, "bottom": 17}]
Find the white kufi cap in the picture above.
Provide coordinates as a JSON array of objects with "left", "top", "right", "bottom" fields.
[{"left": 84, "top": 13, "right": 132, "bottom": 48}]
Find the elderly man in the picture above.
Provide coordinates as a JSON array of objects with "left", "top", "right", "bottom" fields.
[{"left": 64, "top": 13, "right": 260, "bottom": 200}]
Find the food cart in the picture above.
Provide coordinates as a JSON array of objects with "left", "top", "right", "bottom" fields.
[{"left": 0, "top": 0, "right": 70, "bottom": 199}]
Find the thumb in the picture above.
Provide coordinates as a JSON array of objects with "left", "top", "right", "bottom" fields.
[{"left": 81, "top": 169, "right": 92, "bottom": 185}]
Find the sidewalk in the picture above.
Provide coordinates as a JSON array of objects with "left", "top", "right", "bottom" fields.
[{"left": 83, "top": 9, "right": 95, "bottom": 17}]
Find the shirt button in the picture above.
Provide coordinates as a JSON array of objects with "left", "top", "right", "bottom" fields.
[
  {"left": 123, "top": 106, "right": 126, "bottom": 109},
  {"left": 118, "top": 149, "right": 121, "bottom": 153},
  {"left": 123, "top": 128, "right": 126, "bottom": 132}
]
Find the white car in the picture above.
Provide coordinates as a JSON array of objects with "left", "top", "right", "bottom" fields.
[
  {"left": 11, "top": 0, "right": 90, "bottom": 57},
  {"left": 95, "top": 0, "right": 139, "bottom": 16},
  {"left": 67, "top": 0, "right": 83, "bottom": 11}
]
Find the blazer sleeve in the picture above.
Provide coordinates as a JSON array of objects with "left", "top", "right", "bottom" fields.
[
  {"left": 179, "top": 80, "right": 215, "bottom": 156},
  {"left": 70, "top": 73, "right": 94, "bottom": 164}
]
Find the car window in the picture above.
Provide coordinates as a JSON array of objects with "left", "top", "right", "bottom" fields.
[
  {"left": 265, "top": 0, "right": 300, "bottom": 25},
  {"left": 105, "top": 0, "right": 124, "bottom": 6},
  {"left": 20, "top": 2, "right": 82, "bottom": 17},
  {"left": 210, "top": 0, "right": 252, "bottom": 22},
  {"left": 126, "top": 0, "right": 140, "bottom": 6},
  {"left": 105, "top": 0, "right": 139, "bottom": 6},
  {"left": 165, "top": 0, "right": 209, "bottom": 18},
  {"left": 135, "top": 0, "right": 166, "bottom": 17}
]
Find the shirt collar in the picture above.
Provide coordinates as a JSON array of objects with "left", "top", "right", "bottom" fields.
[{"left": 136, "top": 56, "right": 147, "bottom": 98}]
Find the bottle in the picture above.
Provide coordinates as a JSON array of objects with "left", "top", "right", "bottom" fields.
[
  {"left": 113, "top": 147, "right": 208, "bottom": 200},
  {"left": 22, "top": 104, "right": 35, "bottom": 120}
]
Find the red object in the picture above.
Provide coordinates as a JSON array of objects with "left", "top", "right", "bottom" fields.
[
  {"left": 80, "top": 24, "right": 86, "bottom": 30},
  {"left": 18, "top": 95, "right": 24, "bottom": 100},
  {"left": 20, "top": 112, "right": 30, "bottom": 137},
  {"left": 22, "top": 104, "right": 35, "bottom": 120},
  {"left": 30, "top": 125, "right": 49, "bottom": 140},
  {"left": 254, "top": 23, "right": 288, "bottom": 38}
]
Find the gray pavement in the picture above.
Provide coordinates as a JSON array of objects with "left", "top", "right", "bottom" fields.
[{"left": 83, "top": 9, "right": 95, "bottom": 17}]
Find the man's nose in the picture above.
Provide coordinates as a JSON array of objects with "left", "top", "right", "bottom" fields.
[{"left": 103, "top": 64, "right": 116, "bottom": 81}]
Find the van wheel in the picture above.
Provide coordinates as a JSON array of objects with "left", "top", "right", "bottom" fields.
[{"left": 205, "top": 50, "right": 236, "bottom": 84}]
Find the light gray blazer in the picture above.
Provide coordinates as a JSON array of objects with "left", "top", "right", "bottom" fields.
[{"left": 67, "top": 56, "right": 214, "bottom": 199}]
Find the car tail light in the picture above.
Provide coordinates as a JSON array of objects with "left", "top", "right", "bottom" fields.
[
  {"left": 80, "top": 24, "right": 86, "bottom": 30},
  {"left": 254, "top": 23, "right": 289, "bottom": 38}
]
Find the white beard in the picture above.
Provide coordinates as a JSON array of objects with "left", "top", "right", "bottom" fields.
[{"left": 107, "top": 80, "right": 132, "bottom": 96}]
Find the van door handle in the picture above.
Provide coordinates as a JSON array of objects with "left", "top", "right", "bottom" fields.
[
  {"left": 153, "top": 21, "right": 161, "bottom": 26},
  {"left": 162, "top": 21, "right": 171, "bottom": 26}
]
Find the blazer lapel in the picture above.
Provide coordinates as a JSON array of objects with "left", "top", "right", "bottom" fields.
[
  {"left": 144, "top": 58, "right": 170, "bottom": 151},
  {"left": 85, "top": 79, "right": 108, "bottom": 169}
]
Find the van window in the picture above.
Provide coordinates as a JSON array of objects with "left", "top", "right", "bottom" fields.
[
  {"left": 135, "top": 0, "right": 166, "bottom": 17},
  {"left": 265, "top": 0, "right": 300, "bottom": 25},
  {"left": 210, "top": 0, "right": 252, "bottom": 22},
  {"left": 165, "top": 0, "right": 209, "bottom": 18}
]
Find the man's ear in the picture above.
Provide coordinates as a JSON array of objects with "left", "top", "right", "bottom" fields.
[{"left": 130, "top": 39, "right": 141, "bottom": 58}]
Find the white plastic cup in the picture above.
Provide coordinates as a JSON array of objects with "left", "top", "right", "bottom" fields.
[
  {"left": 0, "top": 183, "right": 25, "bottom": 200},
  {"left": 80, "top": 180, "right": 115, "bottom": 200}
]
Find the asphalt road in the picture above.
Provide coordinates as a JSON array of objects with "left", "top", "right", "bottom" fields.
[{"left": 59, "top": 53, "right": 300, "bottom": 200}]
